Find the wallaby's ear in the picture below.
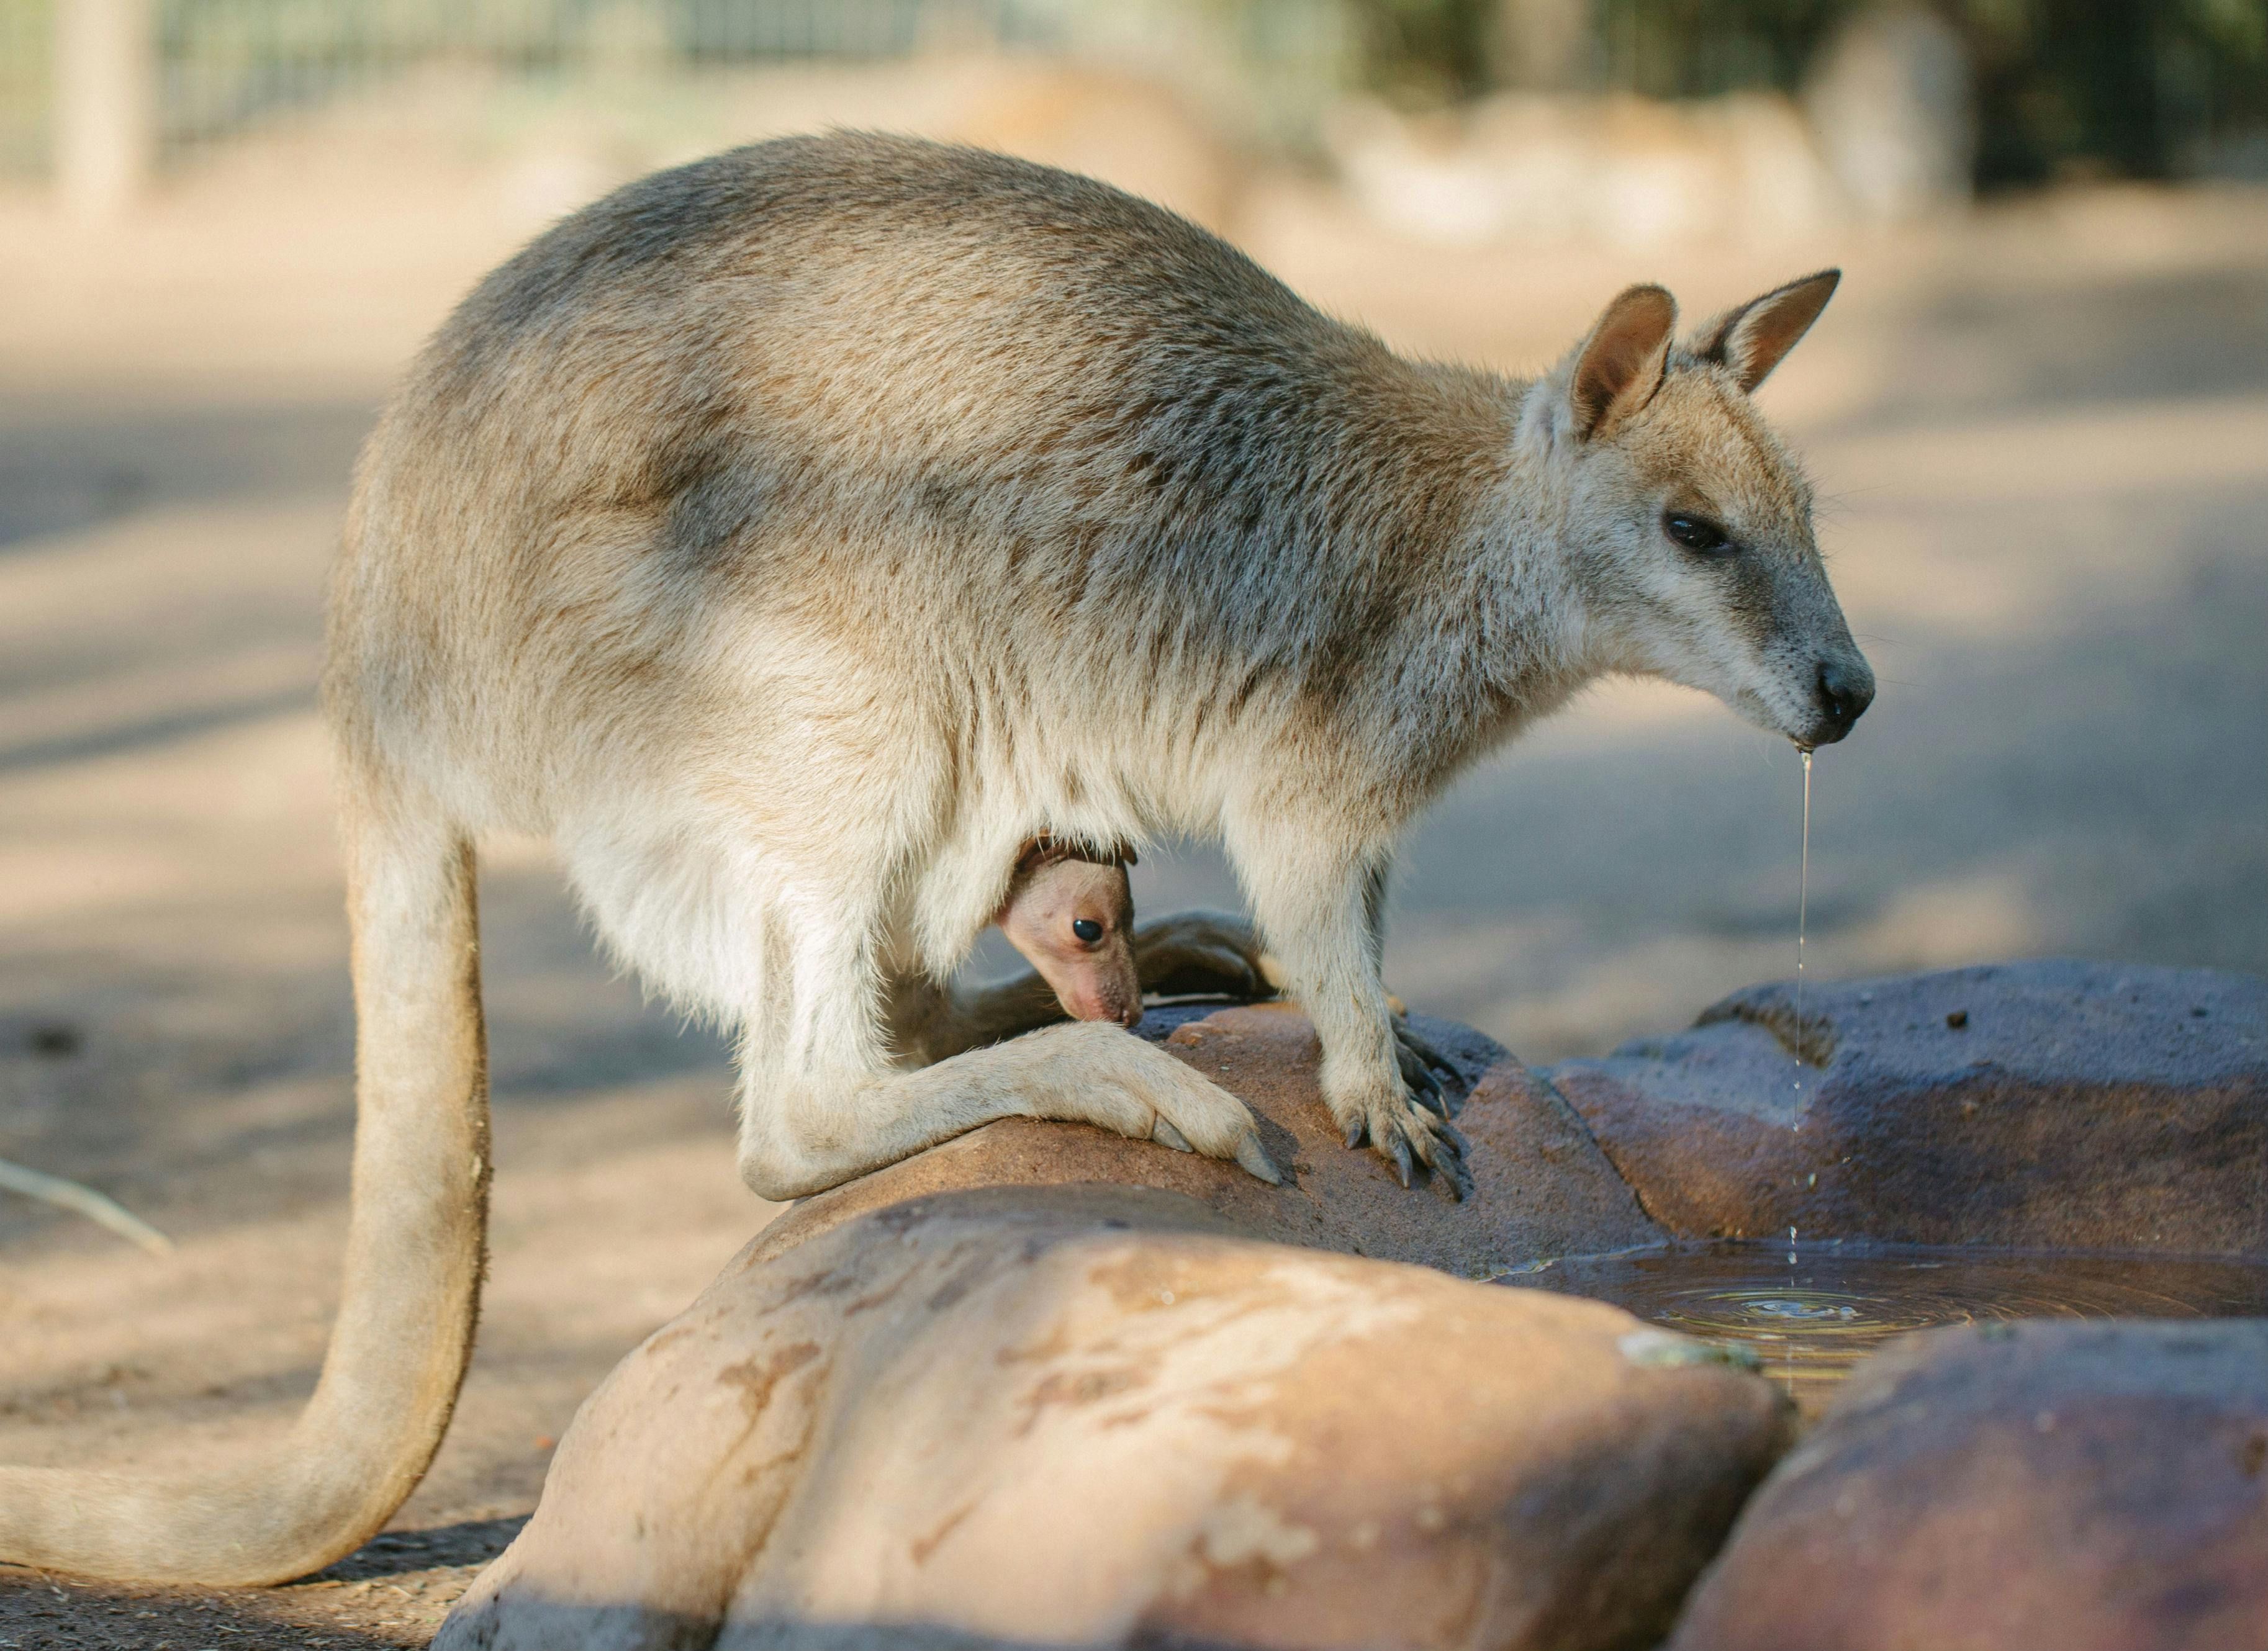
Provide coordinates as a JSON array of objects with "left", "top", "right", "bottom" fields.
[
  {"left": 1690, "top": 269, "right": 1840, "bottom": 394},
  {"left": 1566, "top": 284, "right": 1678, "bottom": 442}
]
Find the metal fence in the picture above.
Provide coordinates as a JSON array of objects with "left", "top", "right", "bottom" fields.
[
  {"left": 1, "top": 0, "right": 1356, "bottom": 205},
  {"left": 0, "top": 0, "right": 51, "bottom": 177},
  {"left": 147, "top": 0, "right": 988, "bottom": 156},
  {"left": 7, "top": 1, "right": 2260, "bottom": 207}
]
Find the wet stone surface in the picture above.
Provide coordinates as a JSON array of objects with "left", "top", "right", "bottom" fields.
[
  {"left": 1668, "top": 1319, "right": 2268, "bottom": 1651},
  {"left": 748, "top": 1001, "right": 1665, "bottom": 1282},
  {"left": 1522, "top": 1240, "right": 2268, "bottom": 1417},
  {"left": 1548, "top": 960, "right": 2268, "bottom": 1256}
]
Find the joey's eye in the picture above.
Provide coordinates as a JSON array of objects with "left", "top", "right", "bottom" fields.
[
  {"left": 1072, "top": 917, "right": 1103, "bottom": 944},
  {"left": 1663, "top": 513, "right": 1733, "bottom": 556}
]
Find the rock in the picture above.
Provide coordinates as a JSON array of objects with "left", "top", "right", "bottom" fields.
[
  {"left": 440, "top": 1187, "right": 1792, "bottom": 1651},
  {"left": 746, "top": 1003, "right": 1663, "bottom": 1280},
  {"left": 1549, "top": 960, "right": 2267, "bottom": 1256},
  {"left": 1669, "top": 1318, "right": 2268, "bottom": 1651}
]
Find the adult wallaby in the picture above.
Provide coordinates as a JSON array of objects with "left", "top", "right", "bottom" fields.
[{"left": 0, "top": 132, "right": 1871, "bottom": 1585}]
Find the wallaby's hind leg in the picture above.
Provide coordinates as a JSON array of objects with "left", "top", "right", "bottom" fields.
[
  {"left": 1236, "top": 835, "right": 1471, "bottom": 1199},
  {"left": 735, "top": 908, "right": 1275, "bottom": 1198},
  {"left": 734, "top": 1020, "right": 1280, "bottom": 1199}
]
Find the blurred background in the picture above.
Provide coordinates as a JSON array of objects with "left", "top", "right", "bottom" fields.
[{"left": 1, "top": 0, "right": 2264, "bottom": 1586}]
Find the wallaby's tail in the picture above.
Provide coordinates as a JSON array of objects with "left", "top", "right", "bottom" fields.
[{"left": 0, "top": 770, "right": 490, "bottom": 1585}]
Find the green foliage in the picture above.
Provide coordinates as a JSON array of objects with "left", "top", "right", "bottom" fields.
[
  {"left": 1956, "top": 0, "right": 2268, "bottom": 181},
  {"left": 1345, "top": 0, "right": 1497, "bottom": 104},
  {"left": 1591, "top": 0, "right": 1848, "bottom": 100},
  {"left": 1342, "top": 0, "right": 2268, "bottom": 179}
]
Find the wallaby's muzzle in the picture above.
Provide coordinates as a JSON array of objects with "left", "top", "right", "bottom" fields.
[{"left": 1802, "top": 653, "right": 1877, "bottom": 746}]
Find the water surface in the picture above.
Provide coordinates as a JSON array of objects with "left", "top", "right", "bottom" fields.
[{"left": 1519, "top": 1242, "right": 2268, "bottom": 1415}]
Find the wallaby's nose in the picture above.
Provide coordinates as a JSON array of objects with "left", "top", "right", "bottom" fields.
[{"left": 1812, "top": 657, "right": 1876, "bottom": 741}]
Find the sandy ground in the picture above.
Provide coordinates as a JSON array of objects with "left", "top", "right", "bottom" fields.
[{"left": 0, "top": 124, "right": 2263, "bottom": 1646}]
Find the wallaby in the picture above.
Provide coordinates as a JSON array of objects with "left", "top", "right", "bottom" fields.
[
  {"left": 0, "top": 132, "right": 1871, "bottom": 1585},
  {"left": 918, "top": 838, "right": 1460, "bottom": 1090},
  {"left": 900, "top": 837, "right": 1149, "bottom": 1061},
  {"left": 995, "top": 839, "right": 1147, "bottom": 1031}
]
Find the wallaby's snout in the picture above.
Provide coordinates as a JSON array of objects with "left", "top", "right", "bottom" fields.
[
  {"left": 1547, "top": 268, "right": 1877, "bottom": 754},
  {"left": 1807, "top": 654, "right": 1876, "bottom": 746}
]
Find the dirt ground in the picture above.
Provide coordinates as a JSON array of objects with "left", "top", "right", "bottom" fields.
[{"left": 1, "top": 127, "right": 2263, "bottom": 1647}]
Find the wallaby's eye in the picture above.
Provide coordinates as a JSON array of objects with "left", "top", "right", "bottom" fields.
[
  {"left": 1663, "top": 512, "right": 1734, "bottom": 556},
  {"left": 1072, "top": 917, "right": 1103, "bottom": 944}
]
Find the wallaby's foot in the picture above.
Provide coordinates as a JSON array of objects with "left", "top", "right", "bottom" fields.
[
  {"left": 1082, "top": 1033, "right": 1282, "bottom": 1185},
  {"left": 1131, "top": 911, "right": 1284, "bottom": 1001},
  {"left": 1139, "top": 1068, "right": 1282, "bottom": 1185},
  {"left": 1332, "top": 1075, "right": 1472, "bottom": 1200},
  {"left": 1394, "top": 1020, "right": 1464, "bottom": 1118}
]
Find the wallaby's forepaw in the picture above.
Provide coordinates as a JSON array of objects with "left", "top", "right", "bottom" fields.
[
  {"left": 1117, "top": 1051, "right": 1281, "bottom": 1186},
  {"left": 1337, "top": 1082, "right": 1472, "bottom": 1201},
  {"left": 1394, "top": 1020, "right": 1464, "bottom": 1118},
  {"left": 1131, "top": 910, "right": 1285, "bottom": 1001}
]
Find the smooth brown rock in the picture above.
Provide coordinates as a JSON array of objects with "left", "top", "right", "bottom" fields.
[
  {"left": 440, "top": 1187, "right": 1792, "bottom": 1651},
  {"left": 749, "top": 1003, "right": 1663, "bottom": 1279},
  {"left": 1669, "top": 1318, "right": 2268, "bottom": 1651},
  {"left": 1549, "top": 960, "right": 2267, "bottom": 1254}
]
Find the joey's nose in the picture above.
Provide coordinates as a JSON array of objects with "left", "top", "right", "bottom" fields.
[{"left": 1810, "top": 658, "right": 1875, "bottom": 742}]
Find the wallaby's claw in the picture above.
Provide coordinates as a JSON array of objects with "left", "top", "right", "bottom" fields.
[
  {"left": 1341, "top": 1078, "right": 1473, "bottom": 1200},
  {"left": 1396, "top": 1022, "right": 1457, "bottom": 1076},
  {"left": 1398, "top": 1104, "right": 1470, "bottom": 1201},
  {"left": 1415, "top": 1121, "right": 1474, "bottom": 1202},
  {"left": 1399, "top": 1045, "right": 1447, "bottom": 1115},
  {"left": 1141, "top": 1051, "right": 1278, "bottom": 1184},
  {"left": 1394, "top": 1022, "right": 1463, "bottom": 1117},
  {"left": 1235, "top": 1133, "right": 1283, "bottom": 1186}
]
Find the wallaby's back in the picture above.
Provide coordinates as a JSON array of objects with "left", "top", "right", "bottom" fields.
[{"left": 328, "top": 134, "right": 1512, "bottom": 822}]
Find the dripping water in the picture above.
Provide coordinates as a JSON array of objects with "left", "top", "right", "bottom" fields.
[
  {"left": 1794, "top": 745, "right": 1812, "bottom": 1106},
  {"left": 1790, "top": 747, "right": 1812, "bottom": 1263}
]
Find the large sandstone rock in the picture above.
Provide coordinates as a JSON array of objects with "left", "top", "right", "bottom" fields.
[
  {"left": 1669, "top": 1318, "right": 2268, "bottom": 1651},
  {"left": 440, "top": 1187, "right": 1792, "bottom": 1651},
  {"left": 1550, "top": 960, "right": 2267, "bottom": 1255},
  {"left": 749, "top": 1004, "right": 1663, "bottom": 1279}
]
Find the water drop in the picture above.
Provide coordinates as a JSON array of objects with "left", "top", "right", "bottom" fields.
[{"left": 1794, "top": 747, "right": 1812, "bottom": 1112}]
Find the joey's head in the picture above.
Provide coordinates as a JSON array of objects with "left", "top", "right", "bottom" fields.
[
  {"left": 1541, "top": 272, "right": 1875, "bottom": 749},
  {"left": 996, "top": 839, "right": 1144, "bottom": 1030}
]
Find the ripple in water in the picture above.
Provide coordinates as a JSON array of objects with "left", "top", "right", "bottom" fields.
[{"left": 1517, "top": 1243, "right": 2268, "bottom": 1415}]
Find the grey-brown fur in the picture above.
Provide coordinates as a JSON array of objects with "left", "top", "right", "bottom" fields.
[{"left": 0, "top": 133, "right": 1871, "bottom": 1585}]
